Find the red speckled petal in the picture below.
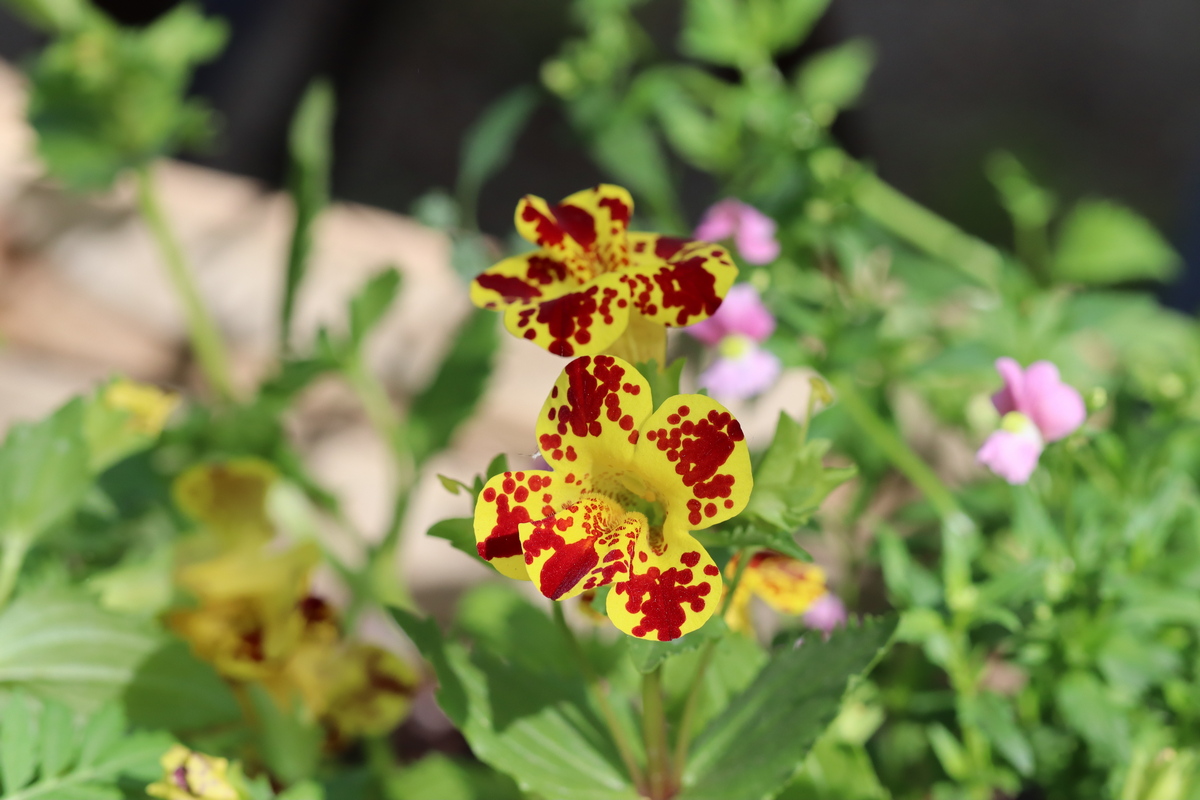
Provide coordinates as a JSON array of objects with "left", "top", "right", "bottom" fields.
[
  {"left": 473, "top": 469, "right": 579, "bottom": 580},
  {"left": 636, "top": 394, "right": 752, "bottom": 531},
  {"left": 503, "top": 272, "right": 632, "bottom": 357},
  {"left": 555, "top": 184, "right": 634, "bottom": 273},
  {"left": 470, "top": 252, "right": 580, "bottom": 310},
  {"left": 521, "top": 493, "right": 642, "bottom": 601},
  {"left": 621, "top": 233, "right": 738, "bottom": 328},
  {"left": 607, "top": 523, "right": 722, "bottom": 641},
  {"left": 536, "top": 355, "right": 654, "bottom": 477}
]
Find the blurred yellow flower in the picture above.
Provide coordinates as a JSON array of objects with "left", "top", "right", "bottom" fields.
[
  {"left": 725, "top": 550, "right": 827, "bottom": 633},
  {"left": 170, "top": 542, "right": 322, "bottom": 682},
  {"left": 173, "top": 458, "right": 278, "bottom": 543},
  {"left": 103, "top": 378, "right": 179, "bottom": 435},
  {"left": 147, "top": 745, "right": 240, "bottom": 800},
  {"left": 321, "top": 642, "right": 418, "bottom": 739}
]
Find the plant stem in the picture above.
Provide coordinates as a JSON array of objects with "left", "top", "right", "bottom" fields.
[
  {"left": 552, "top": 603, "right": 646, "bottom": 793},
  {"left": 134, "top": 165, "right": 235, "bottom": 401},
  {"left": 642, "top": 666, "right": 672, "bottom": 800},
  {"left": 851, "top": 165, "right": 1003, "bottom": 292},
  {"left": 0, "top": 533, "right": 30, "bottom": 611}
]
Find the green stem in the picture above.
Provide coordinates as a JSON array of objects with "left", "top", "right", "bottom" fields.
[
  {"left": 134, "top": 165, "right": 235, "bottom": 401},
  {"left": 642, "top": 666, "right": 672, "bottom": 800},
  {"left": 552, "top": 603, "right": 646, "bottom": 793},
  {"left": 851, "top": 165, "right": 1003, "bottom": 292},
  {"left": 830, "top": 374, "right": 965, "bottom": 525},
  {"left": 0, "top": 534, "right": 31, "bottom": 611},
  {"left": 669, "top": 547, "right": 750, "bottom": 784}
]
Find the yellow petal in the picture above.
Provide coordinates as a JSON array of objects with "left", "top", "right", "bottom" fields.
[
  {"left": 535, "top": 355, "right": 653, "bottom": 477},
  {"left": 474, "top": 469, "right": 574, "bottom": 580},
  {"left": 635, "top": 395, "right": 752, "bottom": 531},
  {"left": 103, "top": 379, "right": 179, "bottom": 435},
  {"left": 623, "top": 233, "right": 738, "bottom": 327},
  {"left": 502, "top": 271, "right": 631, "bottom": 357},
  {"left": 521, "top": 493, "right": 641, "bottom": 600},
  {"left": 470, "top": 251, "right": 580, "bottom": 311},
  {"left": 323, "top": 643, "right": 418, "bottom": 739},
  {"left": 607, "top": 523, "right": 722, "bottom": 640}
]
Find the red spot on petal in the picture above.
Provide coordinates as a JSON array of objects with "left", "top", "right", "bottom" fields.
[
  {"left": 704, "top": 564, "right": 720, "bottom": 576},
  {"left": 482, "top": 487, "right": 496, "bottom": 502},
  {"left": 475, "top": 273, "right": 542, "bottom": 301},
  {"left": 704, "top": 503, "right": 716, "bottom": 518},
  {"left": 515, "top": 486, "right": 529, "bottom": 503},
  {"left": 681, "top": 551, "right": 701, "bottom": 568}
]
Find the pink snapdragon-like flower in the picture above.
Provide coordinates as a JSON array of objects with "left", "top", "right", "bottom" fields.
[
  {"left": 977, "top": 358, "right": 1086, "bottom": 484},
  {"left": 687, "top": 284, "right": 781, "bottom": 401},
  {"left": 695, "top": 199, "right": 781, "bottom": 265}
]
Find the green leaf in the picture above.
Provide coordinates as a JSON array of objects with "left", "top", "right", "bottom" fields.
[
  {"left": 37, "top": 701, "right": 75, "bottom": 779},
  {"left": 282, "top": 79, "right": 335, "bottom": 352},
  {"left": 2, "top": 691, "right": 38, "bottom": 793},
  {"left": 794, "top": 40, "right": 875, "bottom": 126},
  {"left": 590, "top": 115, "right": 682, "bottom": 230},
  {"left": 0, "top": 698, "right": 170, "bottom": 800},
  {"left": 27, "top": 3, "right": 228, "bottom": 191},
  {"left": 392, "top": 605, "right": 639, "bottom": 800},
  {"left": 985, "top": 151, "right": 1057, "bottom": 232},
  {"left": 277, "top": 782, "right": 325, "bottom": 800},
  {"left": 680, "top": 0, "right": 749, "bottom": 67},
  {"left": 626, "top": 619, "right": 727, "bottom": 674},
  {"left": 877, "top": 529, "right": 942, "bottom": 608},
  {"left": 925, "top": 722, "right": 969, "bottom": 781},
  {"left": 744, "top": 416, "right": 856, "bottom": 532},
  {"left": 679, "top": 616, "right": 896, "bottom": 800},
  {"left": 0, "top": 398, "right": 89, "bottom": 542},
  {"left": 348, "top": 268, "right": 402, "bottom": 347},
  {"left": 964, "top": 692, "right": 1033, "bottom": 777},
  {"left": 248, "top": 685, "right": 323, "bottom": 785},
  {"left": 385, "top": 753, "right": 522, "bottom": 800},
  {"left": 427, "top": 517, "right": 481, "bottom": 563},
  {"left": 457, "top": 86, "right": 539, "bottom": 228},
  {"left": 409, "top": 309, "right": 499, "bottom": 463},
  {"left": 122, "top": 639, "right": 241, "bottom": 733},
  {"left": 0, "top": 592, "right": 161, "bottom": 710},
  {"left": 1052, "top": 199, "right": 1180, "bottom": 284},
  {"left": 1055, "top": 670, "right": 1130, "bottom": 764}
]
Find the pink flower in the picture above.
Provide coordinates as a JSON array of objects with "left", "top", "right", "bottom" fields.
[
  {"left": 802, "top": 593, "right": 848, "bottom": 636},
  {"left": 977, "top": 358, "right": 1086, "bottom": 484},
  {"left": 686, "top": 284, "right": 781, "bottom": 401},
  {"left": 694, "top": 199, "right": 781, "bottom": 265}
]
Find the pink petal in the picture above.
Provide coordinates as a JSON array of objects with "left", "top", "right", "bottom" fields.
[
  {"left": 802, "top": 593, "right": 847, "bottom": 636},
  {"left": 977, "top": 428, "right": 1043, "bottom": 485},
  {"left": 694, "top": 199, "right": 741, "bottom": 243},
  {"left": 698, "top": 347, "right": 782, "bottom": 401},
  {"left": 1023, "top": 361, "right": 1086, "bottom": 442},
  {"left": 733, "top": 207, "right": 781, "bottom": 265},
  {"left": 991, "top": 357, "right": 1027, "bottom": 416}
]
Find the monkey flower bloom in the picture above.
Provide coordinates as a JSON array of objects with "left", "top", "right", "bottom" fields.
[
  {"left": 474, "top": 355, "right": 752, "bottom": 641},
  {"left": 725, "top": 550, "right": 829, "bottom": 633},
  {"left": 694, "top": 199, "right": 781, "bottom": 265},
  {"left": 977, "top": 358, "right": 1086, "bottom": 484},
  {"left": 471, "top": 184, "right": 737, "bottom": 357},
  {"left": 147, "top": 746, "right": 240, "bottom": 800},
  {"left": 687, "top": 283, "right": 781, "bottom": 400}
]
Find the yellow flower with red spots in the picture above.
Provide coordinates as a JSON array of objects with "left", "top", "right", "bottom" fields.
[
  {"left": 470, "top": 185, "right": 738, "bottom": 357},
  {"left": 173, "top": 458, "right": 279, "bottom": 544},
  {"left": 725, "top": 550, "right": 829, "bottom": 633},
  {"left": 474, "top": 355, "right": 752, "bottom": 641}
]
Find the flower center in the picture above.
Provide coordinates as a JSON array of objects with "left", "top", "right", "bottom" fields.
[
  {"left": 718, "top": 334, "right": 755, "bottom": 360},
  {"left": 999, "top": 411, "right": 1043, "bottom": 446}
]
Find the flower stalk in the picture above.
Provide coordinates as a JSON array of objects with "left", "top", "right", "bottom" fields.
[{"left": 134, "top": 164, "right": 235, "bottom": 401}]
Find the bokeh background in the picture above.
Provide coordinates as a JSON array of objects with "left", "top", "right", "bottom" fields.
[{"left": 1, "top": 0, "right": 1197, "bottom": 301}]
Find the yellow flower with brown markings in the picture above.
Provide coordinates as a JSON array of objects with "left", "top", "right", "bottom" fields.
[
  {"left": 103, "top": 378, "right": 179, "bottom": 435},
  {"left": 471, "top": 184, "right": 737, "bottom": 357},
  {"left": 147, "top": 746, "right": 240, "bottom": 800},
  {"left": 725, "top": 550, "right": 828, "bottom": 634},
  {"left": 474, "top": 355, "right": 752, "bottom": 641}
]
